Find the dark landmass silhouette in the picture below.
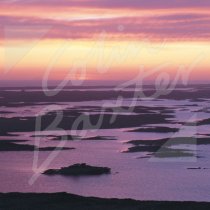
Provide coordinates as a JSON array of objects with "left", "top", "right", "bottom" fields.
[
  {"left": 128, "top": 126, "right": 179, "bottom": 133},
  {"left": 0, "top": 140, "right": 74, "bottom": 152},
  {"left": 124, "top": 137, "right": 210, "bottom": 158},
  {"left": 0, "top": 108, "right": 172, "bottom": 134},
  {"left": 0, "top": 192, "right": 210, "bottom": 210},
  {"left": 43, "top": 163, "right": 111, "bottom": 176}
]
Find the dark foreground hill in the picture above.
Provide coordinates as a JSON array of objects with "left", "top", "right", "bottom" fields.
[{"left": 0, "top": 193, "right": 210, "bottom": 210}]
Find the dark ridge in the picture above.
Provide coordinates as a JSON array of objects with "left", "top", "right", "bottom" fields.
[
  {"left": 127, "top": 137, "right": 210, "bottom": 146},
  {"left": 0, "top": 140, "right": 74, "bottom": 152},
  {"left": 50, "top": 135, "right": 80, "bottom": 141},
  {"left": 0, "top": 131, "right": 18, "bottom": 137},
  {"left": 124, "top": 137, "right": 205, "bottom": 158},
  {"left": 196, "top": 118, "right": 210, "bottom": 126},
  {"left": 184, "top": 118, "right": 210, "bottom": 126},
  {"left": 124, "top": 145, "right": 193, "bottom": 158},
  {"left": 32, "top": 134, "right": 116, "bottom": 141},
  {"left": 0, "top": 111, "right": 14, "bottom": 114},
  {"left": 127, "top": 127, "right": 179, "bottom": 133},
  {"left": 50, "top": 135, "right": 116, "bottom": 141},
  {"left": 0, "top": 192, "right": 210, "bottom": 210},
  {"left": 0, "top": 111, "right": 172, "bottom": 133},
  {"left": 0, "top": 86, "right": 210, "bottom": 107},
  {"left": 81, "top": 136, "right": 116, "bottom": 141}
]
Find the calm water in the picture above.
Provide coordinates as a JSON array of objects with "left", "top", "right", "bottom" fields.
[{"left": 1, "top": 86, "right": 210, "bottom": 201}]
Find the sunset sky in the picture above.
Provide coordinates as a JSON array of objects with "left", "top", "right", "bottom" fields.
[{"left": 0, "top": 0, "right": 210, "bottom": 83}]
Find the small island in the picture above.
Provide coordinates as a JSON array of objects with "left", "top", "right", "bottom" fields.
[{"left": 43, "top": 163, "right": 111, "bottom": 176}]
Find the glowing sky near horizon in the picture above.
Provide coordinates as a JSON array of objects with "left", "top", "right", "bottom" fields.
[{"left": 0, "top": 0, "right": 210, "bottom": 82}]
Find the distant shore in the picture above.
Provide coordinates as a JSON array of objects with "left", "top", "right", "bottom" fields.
[{"left": 0, "top": 193, "right": 210, "bottom": 210}]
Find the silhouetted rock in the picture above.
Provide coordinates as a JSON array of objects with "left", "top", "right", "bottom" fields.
[{"left": 43, "top": 163, "right": 111, "bottom": 176}]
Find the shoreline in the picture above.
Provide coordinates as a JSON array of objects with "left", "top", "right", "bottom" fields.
[{"left": 0, "top": 192, "right": 210, "bottom": 210}]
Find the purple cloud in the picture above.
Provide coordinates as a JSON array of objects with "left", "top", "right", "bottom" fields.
[
  {"left": 1, "top": 12, "right": 210, "bottom": 41},
  {"left": 2, "top": 0, "right": 210, "bottom": 9}
]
